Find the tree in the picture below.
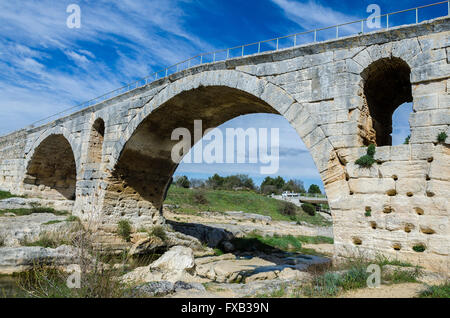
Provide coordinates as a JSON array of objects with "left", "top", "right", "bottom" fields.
[
  {"left": 175, "top": 175, "right": 190, "bottom": 188},
  {"left": 308, "top": 184, "right": 321, "bottom": 194},
  {"left": 206, "top": 174, "right": 224, "bottom": 189},
  {"left": 190, "top": 178, "right": 205, "bottom": 189},
  {"left": 283, "top": 179, "right": 305, "bottom": 193}
]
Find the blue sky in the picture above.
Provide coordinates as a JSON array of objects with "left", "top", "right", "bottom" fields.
[{"left": 0, "top": 0, "right": 446, "bottom": 189}]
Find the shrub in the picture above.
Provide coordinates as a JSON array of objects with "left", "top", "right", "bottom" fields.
[
  {"left": 355, "top": 144, "right": 376, "bottom": 168},
  {"left": 419, "top": 282, "right": 450, "bottom": 298},
  {"left": 412, "top": 244, "right": 426, "bottom": 253},
  {"left": 437, "top": 132, "right": 447, "bottom": 143},
  {"left": 279, "top": 201, "right": 297, "bottom": 216},
  {"left": 403, "top": 135, "right": 410, "bottom": 145},
  {"left": 193, "top": 190, "right": 208, "bottom": 205},
  {"left": 66, "top": 215, "right": 80, "bottom": 223},
  {"left": 366, "top": 144, "right": 376, "bottom": 157},
  {"left": 175, "top": 175, "right": 191, "bottom": 188},
  {"left": 22, "top": 231, "right": 72, "bottom": 248},
  {"left": 149, "top": 225, "right": 167, "bottom": 241},
  {"left": 117, "top": 220, "right": 132, "bottom": 242},
  {"left": 301, "top": 203, "right": 316, "bottom": 216},
  {"left": 364, "top": 207, "right": 372, "bottom": 217},
  {"left": 355, "top": 155, "right": 376, "bottom": 168}
]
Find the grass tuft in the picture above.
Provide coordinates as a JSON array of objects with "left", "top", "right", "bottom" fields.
[
  {"left": 117, "top": 220, "right": 132, "bottom": 242},
  {"left": 419, "top": 282, "right": 450, "bottom": 298}
]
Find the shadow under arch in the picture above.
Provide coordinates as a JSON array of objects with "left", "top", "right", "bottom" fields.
[
  {"left": 23, "top": 134, "right": 77, "bottom": 200},
  {"left": 360, "top": 57, "right": 413, "bottom": 146},
  {"left": 103, "top": 84, "right": 326, "bottom": 227}
]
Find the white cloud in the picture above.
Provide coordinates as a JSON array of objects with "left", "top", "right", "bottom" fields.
[{"left": 270, "top": 0, "right": 358, "bottom": 30}]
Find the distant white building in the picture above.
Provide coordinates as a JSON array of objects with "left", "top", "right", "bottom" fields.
[{"left": 281, "top": 191, "right": 299, "bottom": 198}]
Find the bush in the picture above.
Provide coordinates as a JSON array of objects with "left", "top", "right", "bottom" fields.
[
  {"left": 403, "top": 135, "right": 410, "bottom": 145},
  {"left": 193, "top": 190, "right": 208, "bottom": 205},
  {"left": 149, "top": 225, "right": 167, "bottom": 241},
  {"left": 279, "top": 201, "right": 297, "bottom": 216},
  {"left": 355, "top": 155, "right": 376, "bottom": 168},
  {"left": 419, "top": 282, "right": 450, "bottom": 298},
  {"left": 117, "top": 220, "right": 132, "bottom": 242},
  {"left": 437, "top": 132, "right": 447, "bottom": 143},
  {"left": 364, "top": 207, "right": 371, "bottom": 217},
  {"left": 355, "top": 144, "right": 376, "bottom": 168},
  {"left": 301, "top": 203, "right": 316, "bottom": 216},
  {"left": 412, "top": 244, "right": 426, "bottom": 253},
  {"left": 175, "top": 175, "right": 191, "bottom": 188}
]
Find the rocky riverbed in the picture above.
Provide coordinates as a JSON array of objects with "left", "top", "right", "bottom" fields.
[{"left": 1, "top": 197, "right": 447, "bottom": 298}]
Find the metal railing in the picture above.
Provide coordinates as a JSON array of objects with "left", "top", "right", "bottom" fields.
[{"left": 23, "top": 0, "right": 450, "bottom": 131}]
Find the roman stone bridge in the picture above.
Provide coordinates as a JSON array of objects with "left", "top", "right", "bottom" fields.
[{"left": 0, "top": 17, "right": 449, "bottom": 273}]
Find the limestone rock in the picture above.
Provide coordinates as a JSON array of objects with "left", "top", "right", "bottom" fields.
[
  {"left": 128, "top": 236, "right": 165, "bottom": 256},
  {"left": 0, "top": 245, "right": 79, "bottom": 274}
]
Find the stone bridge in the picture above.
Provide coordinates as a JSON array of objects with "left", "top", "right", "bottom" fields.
[{"left": 0, "top": 17, "right": 449, "bottom": 273}]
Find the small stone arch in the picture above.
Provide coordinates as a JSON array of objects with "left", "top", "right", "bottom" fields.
[
  {"left": 23, "top": 133, "right": 77, "bottom": 200},
  {"left": 359, "top": 57, "right": 413, "bottom": 146}
]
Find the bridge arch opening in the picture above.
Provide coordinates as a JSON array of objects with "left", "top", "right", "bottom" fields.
[
  {"left": 87, "top": 118, "right": 105, "bottom": 164},
  {"left": 103, "top": 85, "right": 326, "bottom": 229},
  {"left": 23, "top": 134, "right": 76, "bottom": 200},
  {"left": 360, "top": 57, "right": 413, "bottom": 146}
]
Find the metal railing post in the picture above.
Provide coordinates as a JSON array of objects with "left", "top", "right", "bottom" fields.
[
  {"left": 416, "top": 8, "right": 419, "bottom": 23},
  {"left": 226, "top": 49, "right": 229, "bottom": 59},
  {"left": 448, "top": 0, "right": 450, "bottom": 16},
  {"left": 165, "top": 69, "right": 168, "bottom": 77},
  {"left": 294, "top": 34, "right": 297, "bottom": 46},
  {"left": 200, "top": 55, "right": 203, "bottom": 64},
  {"left": 314, "top": 29, "right": 317, "bottom": 42},
  {"left": 258, "top": 42, "right": 261, "bottom": 53},
  {"left": 387, "top": 14, "right": 389, "bottom": 29},
  {"left": 361, "top": 20, "right": 364, "bottom": 34},
  {"left": 336, "top": 25, "right": 339, "bottom": 38},
  {"left": 213, "top": 52, "right": 216, "bottom": 62},
  {"left": 276, "top": 38, "right": 279, "bottom": 50},
  {"left": 242, "top": 46, "right": 244, "bottom": 56}
]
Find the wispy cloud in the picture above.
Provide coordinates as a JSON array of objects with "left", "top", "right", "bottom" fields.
[{"left": 270, "top": 0, "right": 358, "bottom": 30}]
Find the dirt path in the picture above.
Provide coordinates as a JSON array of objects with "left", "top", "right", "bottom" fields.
[{"left": 339, "top": 283, "right": 426, "bottom": 298}]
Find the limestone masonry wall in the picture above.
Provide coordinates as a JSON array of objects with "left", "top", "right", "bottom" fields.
[{"left": 0, "top": 17, "right": 448, "bottom": 273}]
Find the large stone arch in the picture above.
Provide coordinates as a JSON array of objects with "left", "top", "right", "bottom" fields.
[
  {"left": 23, "top": 132, "right": 77, "bottom": 200},
  {"left": 100, "top": 70, "right": 336, "bottom": 229}
]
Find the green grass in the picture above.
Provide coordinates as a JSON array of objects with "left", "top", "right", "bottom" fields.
[
  {"left": 65, "top": 215, "right": 80, "bottom": 223},
  {"left": 296, "top": 235, "right": 334, "bottom": 244},
  {"left": 117, "top": 220, "right": 132, "bottom": 242},
  {"left": 374, "top": 255, "right": 414, "bottom": 268},
  {"left": 165, "top": 186, "right": 331, "bottom": 226},
  {"left": 21, "top": 232, "right": 72, "bottom": 248},
  {"left": 0, "top": 190, "right": 17, "bottom": 200},
  {"left": 301, "top": 257, "right": 421, "bottom": 297},
  {"left": 148, "top": 225, "right": 167, "bottom": 241},
  {"left": 0, "top": 206, "right": 69, "bottom": 217},
  {"left": 419, "top": 282, "right": 450, "bottom": 298},
  {"left": 230, "top": 233, "right": 329, "bottom": 255},
  {"left": 42, "top": 220, "right": 63, "bottom": 225}
]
